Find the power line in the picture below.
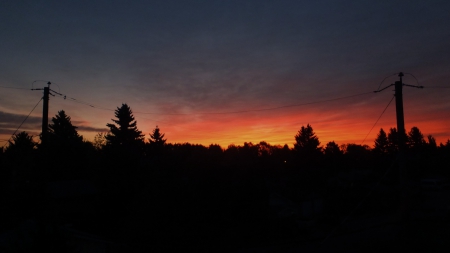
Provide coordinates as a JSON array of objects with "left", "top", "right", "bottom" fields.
[
  {"left": 424, "top": 86, "right": 450, "bottom": 89},
  {"left": 2, "top": 76, "right": 433, "bottom": 145},
  {"left": 360, "top": 95, "right": 395, "bottom": 145},
  {"left": 51, "top": 90, "right": 374, "bottom": 115},
  {"left": 0, "top": 86, "right": 32, "bottom": 90},
  {"left": 404, "top": 72, "right": 420, "bottom": 86},
  {"left": 54, "top": 93, "right": 114, "bottom": 111},
  {"left": 192, "top": 92, "right": 374, "bottom": 115},
  {"left": 1, "top": 97, "right": 43, "bottom": 148},
  {"left": 376, "top": 73, "right": 398, "bottom": 91},
  {"left": 0, "top": 80, "right": 54, "bottom": 91},
  {"left": 31, "top": 80, "right": 51, "bottom": 89}
]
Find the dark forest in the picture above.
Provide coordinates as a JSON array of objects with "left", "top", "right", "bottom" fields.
[{"left": 1, "top": 104, "right": 449, "bottom": 252}]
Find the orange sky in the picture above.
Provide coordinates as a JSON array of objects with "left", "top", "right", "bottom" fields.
[
  {"left": 1, "top": 1, "right": 450, "bottom": 149},
  {"left": 1, "top": 78, "right": 449, "bottom": 149},
  {"left": 73, "top": 87, "right": 450, "bottom": 149}
]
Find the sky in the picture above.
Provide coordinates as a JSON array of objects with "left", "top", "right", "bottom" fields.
[{"left": 1, "top": 0, "right": 450, "bottom": 148}]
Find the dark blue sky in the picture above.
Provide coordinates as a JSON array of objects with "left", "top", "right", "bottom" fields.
[{"left": 1, "top": 0, "right": 450, "bottom": 146}]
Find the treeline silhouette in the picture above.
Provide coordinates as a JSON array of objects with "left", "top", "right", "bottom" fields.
[{"left": 1, "top": 103, "right": 449, "bottom": 252}]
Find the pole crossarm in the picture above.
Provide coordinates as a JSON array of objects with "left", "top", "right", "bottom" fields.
[
  {"left": 374, "top": 84, "right": 394, "bottom": 93},
  {"left": 403, "top": 83, "right": 424, "bottom": 89},
  {"left": 375, "top": 83, "right": 423, "bottom": 93}
]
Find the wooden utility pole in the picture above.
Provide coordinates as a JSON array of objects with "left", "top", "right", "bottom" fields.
[
  {"left": 376, "top": 72, "right": 423, "bottom": 175},
  {"left": 42, "top": 82, "right": 50, "bottom": 135},
  {"left": 394, "top": 73, "right": 409, "bottom": 223},
  {"left": 376, "top": 72, "right": 423, "bottom": 222},
  {"left": 39, "top": 82, "right": 51, "bottom": 145},
  {"left": 394, "top": 73, "right": 406, "bottom": 185}
]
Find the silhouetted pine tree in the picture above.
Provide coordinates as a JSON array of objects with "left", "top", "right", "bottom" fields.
[
  {"left": 103, "top": 104, "right": 144, "bottom": 205},
  {"left": 3, "top": 131, "right": 37, "bottom": 187},
  {"left": 426, "top": 135, "right": 437, "bottom": 151},
  {"left": 294, "top": 124, "right": 322, "bottom": 158},
  {"left": 5, "top": 131, "right": 36, "bottom": 155},
  {"left": 373, "top": 128, "right": 389, "bottom": 155},
  {"left": 149, "top": 126, "right": 166, "bottom": 146},
  {"left": 407, "top": 126, "right": 426, "bottom": 150},
  {"left": 44, "top": 110, "right": 89, "bottom": 180},
  {"left": 106, "top": 103, "right": 144, "bottom": 151},
  {"left": 46, "top": 110, "right": 83, "bottom": 147},
  {"left": 147, "top": 126, "right": 167, "bottom": 159},
  {"left": 387, "top": 127, "right": 399, "bottom": 154}
]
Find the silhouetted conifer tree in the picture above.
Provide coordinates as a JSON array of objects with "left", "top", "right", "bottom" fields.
[
  {"left": 46, "top": 110, "right": 83, "bottom": 147},
  {"left": 439, "top": 140, "right": 450, "bottom": 157},
  {"left": 149, "top": 126, "right": 166, "bottom": 147},
  {"left": 407, "top": 126, "right": 425, "bottom": 149},
  {"left": 427, "top": 135, "right": 437, "bottom": 151},
  {"left": 373, "top": 128, "right": 389, "bottom": 155},
  {"left": 106, "top": 104, "right": 144, "bottom": 150},
  {"left": 147, "top": 126, "right": 167, "bottom": 160},
  {"left": 42, "top": 110, "right": 91, "bottom": 180},
  {"left": 387, "top": 127, "right": 399, "bottom": 154},
  {"left": 294, "top": 124, "right": 322, "bottom": 157},
  {"left": 5, "top": 131, "right": 36, "bottom": 155},
  {"left": 104, "top": 104, "right": 144, "bottom": 201},
  {"left": 4, "top": 131, "right": 38, "bottom": 188}
]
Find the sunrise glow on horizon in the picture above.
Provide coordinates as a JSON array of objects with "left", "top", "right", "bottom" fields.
[
  {"left": 1, "top": 1, "right": 449, "bottom": 149},
  {"left": 70, "top": 85, "right": 449, "bottom": 149}
]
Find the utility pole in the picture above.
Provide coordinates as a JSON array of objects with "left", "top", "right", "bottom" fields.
[
  {"left": 394, "top": 73, "right": 408, "bottom": 224},
  {"left": 33, "top": 82, "right": 51, "bottom": 145},
  {"left": 394, "top": 73, "right": 406, "bottom": 186},
  {"left": 376, "top": 72, "right": 423, "bottom": 223},
  {"left": 376, "top": 72, "right": 423, "bottom": 175},
  {"left": 42, "top": 82, "right": 50, "bottom": 138}
]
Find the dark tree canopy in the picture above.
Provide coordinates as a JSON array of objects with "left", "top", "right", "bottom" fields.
[
  {"left": 345, "top": 143, "right": 371, "bottom": 156},
  {"left": 149, "top": 126, "right": 166, "bottom": 146},
  {"left": 407, "top": 126, "right": 425, "bottom": 149},
  {"left": 373, "top": 128, "right": 389, "bottom": 154},
  {"left": 440, "top": 139, "right": 450, "bottom": 150},
  {"left": 5, "top": 131, "right": 36, "bottom": 154},
  {"left": 387, "top": 127, "right": 399, "bottom": 153},
  {"left": 2, "top": 117, "right": 450, "bottom": 251},
  {"left": 106, "top": 104, "right": 144, "bottom": 149},
  {"left": 147, "top": 126, "right": 167, "bottom": 156},
  {"left": 294, "top": 124, "right": 321, "bottom": 155},
  {"left": 256, "top": 141, "right": 273, "bottom": 157},
  {"left": 49, "top": 110, "right": 82, "bottom": 139},
  {"left": 427, "top": 135, "right": 437, "bottom": 150},
  {"left": 208, "top": 144, "right": 223, "bottom": 154},
  {"left": 93, "top": 132, "right": 107, "bottom": 150},
  {"left": 324, "top": 141, "right": 342, "bottom": 156},
  {"left": 47, "top": 110, "right": 83, "bottom": 146}
]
